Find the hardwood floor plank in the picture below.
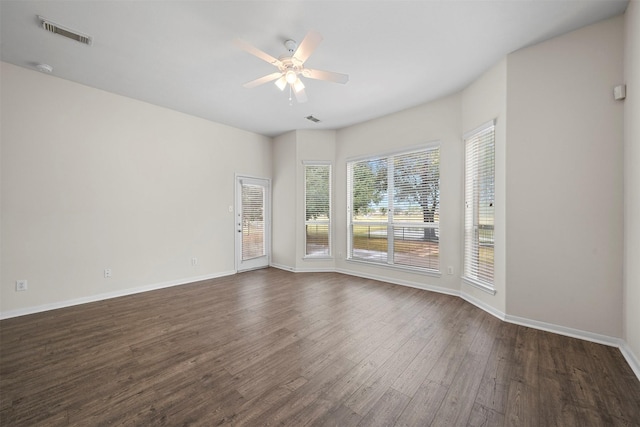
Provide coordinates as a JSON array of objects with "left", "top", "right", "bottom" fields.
[
  {"left": 344, "top": 334, "right": 429, "bottom": 416},
  {"left": 223, "top": 384, "right": 294, "bottom": 425},
  {"left": 356, "top": 387, "right": 411, "bottom": 426},
  {"left": 425, "top": 303, "right": 484, "bottom": 388},
  {"left": 505, "top": 380, "right": 538, "bottom": 427},
  {"left": 504, "top": 326, "right": 541, "bottom": 426},
  {"left": 322, "top": 347, "right": 394, "bottom": 403},
  {"left": 394, "top": 379, "right": 448, "bottom": 426},
  {"left": 474, "top": 322, "right": 517, "bottom": 414},
  {"left": 537, "top": 373, "right": 581, "bottom": 427},
  {"left": 430, "top": 352, "right": 488, "bottom": 426},
  {"left": 309, "top": 403, "right": 363, "bottom": 427},
  {"left": 1, "top": 268, "right": 639, "bottom": 425},
  {"left": 284, "top": 397, "right": 339, "bottom": 427},
  {"left": 467, "top": 402, "right": 505, "bottom": 427},
  {"left": 390, "top": 314, "right": 457, "bottom": 396},
  {"left": 252, "top": 356, "right": 356, "bottom": 425}
]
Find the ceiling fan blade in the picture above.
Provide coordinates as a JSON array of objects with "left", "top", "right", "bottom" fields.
[
  {"left": 293, "top": 30, "right": 323, "bottom": 65},
  {"left": 243, "top": 72, "right": 283, "bottom": 89},
  {"left": 294, "top": 87, "right": 308, "bottom": 103},
  {"left": 303, "top": 68, "right": 349, "bottom": 84},
  {"left": 233, "top": 38, "right": 283, "bottom": 67}
]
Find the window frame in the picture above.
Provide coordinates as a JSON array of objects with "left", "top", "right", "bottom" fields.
[
  {"left": 303, "top": 161, "right": 332, "bottom": 259},
  {"left": 463, "top": 120, "right": 496, "bottom": 294},
  {"left": 346, "top": 142, "right": 441, "bottom": 275}
]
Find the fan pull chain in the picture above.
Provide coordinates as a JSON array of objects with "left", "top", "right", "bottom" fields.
[{"left": 288, "top": 85, "right": 293, "bottom": 106}]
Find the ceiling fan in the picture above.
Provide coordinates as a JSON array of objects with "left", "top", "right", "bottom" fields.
[{"left": 234, "top": 31, "right": 349, "bottom": 103}]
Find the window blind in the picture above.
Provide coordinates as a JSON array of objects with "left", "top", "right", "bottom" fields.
[
  {"left": 305, "top": 164, "right": 331, "bottom": 257},
  {"left": 348, "top": 157, "right": 388, "bottom": 263},
  {"left": 241, "top": 183, "right": 265, "bottom": 260},
  {"left": 392, "top": 149, "right": 440, "bottom": 270},
  {"left": 464, "top": 122, "right": 495, "bottom": 287},
  {"left": 347, "top": 145, "right": 440, "bottom": 271}
]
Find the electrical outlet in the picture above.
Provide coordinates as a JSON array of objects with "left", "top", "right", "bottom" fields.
[
  {"left": 447, "top": 266, "right": 454, "bottom": 275},
  {"left": 16, "top": 280, "right": 28, "bottom": 291},
  {"left": 104, "top": 268, "right": 112, "bottom": 278},
  {"left": 191, "top": 257, "right": 198, "bottom": 266}
]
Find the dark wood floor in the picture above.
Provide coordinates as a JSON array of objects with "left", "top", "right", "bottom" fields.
[{"left": 1, "top": 268, "right": 639, "bottom": 426}]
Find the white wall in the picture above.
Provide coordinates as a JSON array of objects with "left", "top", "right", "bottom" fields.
[
  {"left": 271, "top": 131, "right": 297, "bottom": 270},
  {"left": 506, "top": 16, "right": 624, "bottom": 337},
  {"left": 0, "top": 62, "right": 272, "bottom": 316},
  {"left": 624, "top": 1, "right": 640, "bottom": 366},
  {"left": 334, "top": 94, "right": 463, "bottom": 294},
  {"left": 461, "top": 59, "right": 507, "bottom": 314}
]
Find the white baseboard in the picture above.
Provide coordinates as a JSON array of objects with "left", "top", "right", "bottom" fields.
[
  {"left": 335, "top": 267, "right": 459, "bottom": 297},
  {"left": 269, "top": 263, "right": 297, "bottom": 272},
  {"left": 0, "top": 270, "right": 236, "bottom": 320},
  {"left": 619, "top": 341, "right": 640, "bottom": 380},
  {"left": 460, "top": 291, "right": 506, "bottom": 321},
  {"left": 294, "top": 267, "right": 337, "bottom": 273},
  {"left": 269, "top": 263, "right": 335, "bottom": 273},
  {"left": 503, "top": 313, "right": 622, "bottom": 347}
]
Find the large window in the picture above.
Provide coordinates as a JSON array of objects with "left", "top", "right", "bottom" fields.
[
  {"left": 347, "top": 145, "right": 440, "bottom": 272},
  {"left": 464, "top": 121, "right": 495, "bottom": 290},
  {"left": 305, "top": 163, "right": 331, "bottom": 257}
]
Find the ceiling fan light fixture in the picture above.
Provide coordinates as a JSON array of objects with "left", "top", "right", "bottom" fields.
[
  {"left": 293, "top": 78, "right": 305, "bottom": 93},
  {"left": 275, "top": 75, "right": 287, "bottom": 91},
  {"left": 285, "top": 70, "right": 297, "bottom": 84}
]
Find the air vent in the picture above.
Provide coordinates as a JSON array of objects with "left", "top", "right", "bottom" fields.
[
  {"left": 305, "top": 115, "right": 321, "bottom": 123},
  {"left": 39, "top": 16, "right": 92, "bottom": 45}
]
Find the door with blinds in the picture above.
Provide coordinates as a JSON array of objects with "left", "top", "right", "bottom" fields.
[{"left": 235, "top": 176, "right": 270, "bottom": 272}]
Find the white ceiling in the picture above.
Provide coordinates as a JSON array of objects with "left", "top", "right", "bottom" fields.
[{"left": 0, "top": 0, "right": 628, "bottom": 137}]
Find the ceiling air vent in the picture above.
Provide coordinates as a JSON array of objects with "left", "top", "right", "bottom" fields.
[
  {"left": 39, "top": 16, "right": 92, "bottom": 45},
  {"left": 305, "top": 115, "right": 321, "bottom": 123}
]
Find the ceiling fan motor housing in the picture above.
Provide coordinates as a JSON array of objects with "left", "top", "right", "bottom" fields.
[{"left": 284, "top": 39, "right": 297, "bottom": 53}]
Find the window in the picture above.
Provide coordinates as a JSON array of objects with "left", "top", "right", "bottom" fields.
[
  {"left": 347, "top": 145, "right": 440, "bottom": 272},
  {"left": 241, "top": 183, "right": 265, "bottom": 260},
  {"left": 464, "top": 121, "right": 495, "bottom": 290},
  {"left": 305, "top": 163, "right": 331, "bottom": 257}
]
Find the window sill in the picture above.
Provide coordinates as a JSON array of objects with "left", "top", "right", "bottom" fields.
[
  {"left": 303, "top": 256, "right": 333, "bottom": 261},
  {"left": 462, "top": 277, "right": 496, "bottom": 295},
  {"left": 346, "top": 258, "right": 442, "bottom": 278}
]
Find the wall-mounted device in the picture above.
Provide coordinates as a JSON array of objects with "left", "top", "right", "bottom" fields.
[{"left": 613, "top": 84, "right": 626, "bottom": 101}]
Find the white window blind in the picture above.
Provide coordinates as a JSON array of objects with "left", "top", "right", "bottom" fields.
[
  {"left": 305, "top": 164, "right": 331, "bottom": 257},
  {"left": 392, "top": 149, "right": 440, "bottom": 270},
  {"left": 348, "top": 157, "right": 388, "bottom": 263},
  {"left": 241, "top": 183, "right": 265, "bottom": 260},
  {"left": 464, "top": 121, "right": 495, "bottom": 288},
  {"left": 347, "top": 145, "right": 440, "bottom": 272}
]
